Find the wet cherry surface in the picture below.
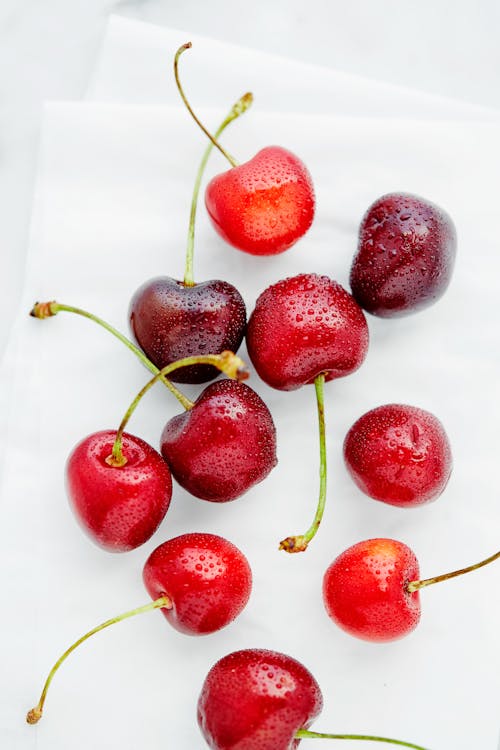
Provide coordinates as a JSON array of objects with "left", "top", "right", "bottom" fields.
[
  {"left": 129, "top": 276, "right": 247, "bottom": 383},
  {"left": 350, "top": 193, "right": 457, "bottom": 317},
  {"left": 344, "top": 403, "right": 452, "bottom": 507},
  {"left": 205, "top": 146, "right": 315, "bottom": 256},
  {"left": 198, "top": 648, "right": 323, "bottom": 749}
]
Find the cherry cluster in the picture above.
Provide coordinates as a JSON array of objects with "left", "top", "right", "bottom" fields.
[{"left": 26, "top": 43, "right": 498, "bottom": 750}]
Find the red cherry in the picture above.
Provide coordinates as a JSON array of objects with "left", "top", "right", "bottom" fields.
[
  {"left": 160, "top": 379, "right": 277, "bottom": 502},
  {"left": 350, "top": 193, "right": 457, "bottom": 317},
  {"left": 198, "top": 649, "right": 323, "bottom": 750},
  {"left": 198, "top": 649, "right": 430, "bottom": 749},
  {"left": 343, "top": 404, "right": 452, "bottom": 507},
  {"left": 129, "top": 277, "right": 246, "bottom": 383},
  {"left": 27, "top": 533, "right": 252, "bottom": 724},
  {"left": 205, "top": 146, "right": 315, "bottom": 256},
  {"left": 323, "top": 538, "right": 421, "bottom": 642},
  {"left": 246, "top": 273, "right": 369, "bottom": 391},
  {"left": 143, "top": 532, "right": 252, "bottom": 634},
  {"left": 66, "top": 430, "right": 172, "bottom": 552},
  {"left": 323, "top": 540, "right": 500, "bottom": 644}
]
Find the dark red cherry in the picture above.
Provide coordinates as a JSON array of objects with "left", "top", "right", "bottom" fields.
[
  {"left": 323, "top": 538, "right": 421, "bottom": 642},
  {"left": 246, "top": 273, "right": 369, "bottom": 391},
  {"left": 198, "top": 648, "right": 323, "bottom": 749},
  {"left": 205, "top": 146, "right": 315, "bottom": 256},
  {"left": 66, "top": 430, "right": 172, "bottom": 552},
  {"left": 343, "top": 404, "right": 452, "bottom": 507},
  {"left": 129, "top": 277, "right": 246, "bottom": 383},
  {"left": 160, "top": 379, "right": 277, "bottom": 502},
  {"left": 143, "top": 532, "right": 252, "bottom": 635},
  {"left": 350, "top": 192, "right": 456, "bottom": 317}
]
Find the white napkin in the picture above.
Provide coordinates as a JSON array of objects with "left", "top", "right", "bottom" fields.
[
  {"left": 1, "top": 98, "right": 499, "bottom": 750},
  {"left": 88, "top": 15, "right": 499, "bottom": 121}
]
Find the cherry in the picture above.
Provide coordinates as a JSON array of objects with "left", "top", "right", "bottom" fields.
[
  {"left": 129, "top": 46, "right": 252, "bottom": 383},
  {"left": 323, "top": 538, "right": 500, "bottom": 643},
  {"left": 161, "top": 378, "right": 277, "bottom": 502},
  {"left": 205, "top": 145, "right": 315, "bottom": 256},
  {"left": 350, "top": 193, "right": 457, "bottom": 317},
  {"left": 176, "top": 42, "right": 315, "bottom": 256},
  {"left": 143, "top": 532, "right": 251, "bottom": 634},
  {"left": 27, "top": 533, "right": 252, "bottom": 724},
  {"left": 129, "top": 278, "right": 246, "bottom": 383},
  {"left": 246, "top": 273, "right": 368, "bottom": 551},
  {"left": 246, "top": 274, "right": 368, "bottom": 392},
  {"left": 198, "top": 648, "right": 429, "bottom": 749},
  {"left": 66, "top": 430, "right": 172, "bottom": 552},
  {"left": 343, "top": 404, "right": 452, "bottom": 508}
]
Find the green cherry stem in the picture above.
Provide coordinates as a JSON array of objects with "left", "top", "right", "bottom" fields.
[
  {"left": 184, "top": 90, "right": 253, "bottom": 286},
  {"left": 26, "top": 595, "right": 172, "bottom": 725},
  {"left": 280, "top": 373, "right": 327, "bottom": 553},
  {"left": 407, "top": 549, "right": 500, "bottom": 593},
  {"left": 108, "top": 351, "right": 248, "bottom": 467},
  {"left": 29, "top": 301, "right": 193, "bottom": 411},
  {"left": 296, "top": 729, "right": 429, "bottom": 749},
  {"left": 174, "top": 42, "right": 239, "bottom": 169}
]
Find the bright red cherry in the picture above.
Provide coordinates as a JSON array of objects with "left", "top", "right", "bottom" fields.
[
  {"left": 198, "top": 648, "right": 430, "bottom": 749},
  {"left": 174, "top": 43, "right": 315, "bottom": 257},
  {"left": 323, "top": 540, "right": 500, "bottom": 643},
  {"left": 27, "top": 533, "right": 252, "bottom": 724},
  {"left": 160, "top": 379, "right": 277, "bottom": 502},
  {"left": 246, "top": 273, "right": 369, "bottom": 391},
  {"left": 66, "top": 430, "right": 172, "bottom": 552},
  {"left": 350, "top": 193, "right": 457, "bottom": 317},
  {"left": 143, "top": 532, "right": 252, "bottom": 634},
  {"left": 129, "top": 277, "right": 246, "bottom": 383},
  {"left": 343, "top": 404, "right": 452, "bottom": 507},
  {"left": 323, "top": 539, "right": 421, "bottom": 642},
  {"left": 205, "top": 145, "right": 315, "bottom": 256},
  {"left": 198, "top": 649, "right": 323, "bottom": 750}
]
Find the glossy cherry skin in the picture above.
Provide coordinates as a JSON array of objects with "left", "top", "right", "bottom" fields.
[
  {"left": 205, "top": 146, "right": 315, "bottom": 256},
  {"left": 160, "top": 380, "right": 277, "bottom": 502},
  {"left": 143, "top": 533, "right": 252, "bottom": 635},
  {"left": 246, "top": 273, "right": 369, "bottom": 391},
  {"left": 350, "top": 193, "right": 457, "bottom": 317},
  {"left": 129, "top": 277, "right": 247, "bottom": 383},
  {"left": 198, "top": 649, "right": 323, "bottom": 749},
  {"left": 344, "top": 404, "right": 452, "bottom": 507},
  {"left": 66, "top": 430, "right": 172, "bottom": 552},
  {"left": 323, "top": 538, "right": 421, "bottom": 642}
]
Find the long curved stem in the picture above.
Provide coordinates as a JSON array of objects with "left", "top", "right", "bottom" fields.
[
  {"left": 184, "top": 91, "right": 253, "bottom": 286},
  {"left": 109, "top": 351, "right": 248, "bottom": 466},
  {"left": 296, "top": 729, "right": 429, "bottom": 749},
  {"left": 29, "top": 301, "right": 193, "bottom": 411},
  {"left": 174, "top": 43, "right": 239, "bottom": 168},
  {"left": 26, "top": 595, "right": 171, "bottom": 725},
  {"left": 280, "top": 374, "right": 327, "bottom": 553},
  {"left": 407, "top": 549, "right": 500, "bottom": 593}
]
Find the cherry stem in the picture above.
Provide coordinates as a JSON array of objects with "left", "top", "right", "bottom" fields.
[
  {"left": 406, "top": 549, "right": 500, "bottom": 593},
  {"left": 280, "top": 374, "right": 327, "bottom": 553},
  {"left": 296, "top": 729, "right": 429, "bottom": 749},
  {"left": 29, "top": 301, "right": 193, "bottom": 411},
  {"left": 174, "top": 43, "right": 239, "bottom": 169},
  {"left": 184, "top": 90, "right": 253, "bottom": 286},
  {"left": 26, "top": 595, "right": 171, "bottom": 725},
  {"left": 108, "top": 351, "right": 248, "bottom": 466}
]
